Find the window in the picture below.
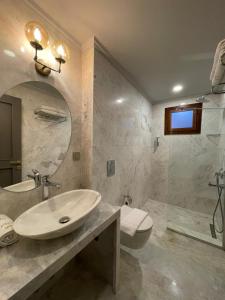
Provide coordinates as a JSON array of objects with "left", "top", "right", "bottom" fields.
[{"left": 164, "top": 103, "right": 202, "bottom": 135}]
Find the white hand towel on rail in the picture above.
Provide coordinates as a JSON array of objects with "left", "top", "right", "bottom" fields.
[
  {"left": 210, "top": 39, "right": 225, "bottom": 81},
  {"left": 0, "top": 215, "right": 18, "bottom": 247},
  {"left": 121, "top": 205, "right": 148, "bottom": 237},
  {"left": 212, "top": 48, "right": 225, "bottom": 86}
]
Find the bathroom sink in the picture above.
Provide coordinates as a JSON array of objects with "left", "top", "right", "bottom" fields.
[
  {"left": 4, "top": 179, "right": 35, "bottom": 192},
  {"left": 14, "top": 189, "right": 101, "bottom": 240}
]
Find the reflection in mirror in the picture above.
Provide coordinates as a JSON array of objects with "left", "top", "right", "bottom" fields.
[{"left": 0, "top": 81, "right": 71, "bottom": 192}]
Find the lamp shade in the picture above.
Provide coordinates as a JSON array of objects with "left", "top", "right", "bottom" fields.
[
  {"left": 25, "top": 21, "right": 49, "bottom": 50},
  {"left": 52, "top": 40, "right": 70, "bottom": 63}
]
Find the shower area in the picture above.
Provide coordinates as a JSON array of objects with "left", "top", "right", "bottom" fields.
[
  {"left": 166, "top": 95, "right": 225, "bottom": 248},
  {"left": 151, "top": 94, "right": 225, "bottom": 248}
]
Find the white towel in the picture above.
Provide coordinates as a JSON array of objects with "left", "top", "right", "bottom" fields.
[
  {"left": 120, "top": 205, "right": 148, "bottom": 237},
  {"left": 212, "top": 50, "right": 225, "bottom": 86},
  {"left": 210, "top": 39, "right": 225, "bottom": 81},
  {"left": 0, "top": 215, "right": 18, "bottom": 247}
]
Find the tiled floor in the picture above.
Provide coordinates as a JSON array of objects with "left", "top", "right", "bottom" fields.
[{"left": 40, "top": 200, "right": 225, "bottom": 300}]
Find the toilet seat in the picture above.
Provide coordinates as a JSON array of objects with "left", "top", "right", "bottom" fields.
[{"left": 137, "top": 216, "right": 153, "bottom": 232}]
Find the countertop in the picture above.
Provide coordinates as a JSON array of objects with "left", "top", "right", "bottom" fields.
[{"left": 0, "top": 202, "right": 120, "bottom": 300}]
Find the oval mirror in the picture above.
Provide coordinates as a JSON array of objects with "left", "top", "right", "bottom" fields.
[{"left": 0, "top": 81, "right": 71, "bottom": 192}]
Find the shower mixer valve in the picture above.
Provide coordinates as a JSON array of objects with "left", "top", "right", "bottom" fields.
[
  {"left": 215, "top": 168, "right": 224, "bottom": 179},
  {"left": 208, "top": 168, "right": 225, "bottom": 189}
]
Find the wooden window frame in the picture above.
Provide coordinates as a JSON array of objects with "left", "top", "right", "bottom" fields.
[{"left": 164, "top": 103, "right": 202, "bottom": 135}]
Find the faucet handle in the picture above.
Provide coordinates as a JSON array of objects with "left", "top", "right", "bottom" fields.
[
  {"left": 27, "top": 169, "right": 41, "bottom": 187},
  {"left": 41, "top": 175, "right": 49, "bottom": 183},
  {"left": 32, "top": 169, "right": 40, "bottom": 175}
]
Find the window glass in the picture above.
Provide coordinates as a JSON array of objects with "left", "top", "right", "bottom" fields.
[{"left": 171, "top": 110, "right": 193, "bottom": 129}]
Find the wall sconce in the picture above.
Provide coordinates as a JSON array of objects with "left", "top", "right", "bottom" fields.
[{"left": 25, "top": 21, "right": 70, "bottom": 76}]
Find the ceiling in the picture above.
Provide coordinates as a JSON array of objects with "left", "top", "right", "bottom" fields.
[{"left": 32, "top": 0, "right": 225, "bottom": 102}]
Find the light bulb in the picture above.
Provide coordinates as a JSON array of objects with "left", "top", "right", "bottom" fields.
[
  {"left": 25, "top": 21, "right": 49, "bottom": 50},
  {"left": 52, "top": 40, "right": 70, "bottom": 63},
  {"left": 33, "top": 28, "right": 42, "bottom": 43},
  {"left": 57, "top": 45, "right": 65, "bottom": 57}
]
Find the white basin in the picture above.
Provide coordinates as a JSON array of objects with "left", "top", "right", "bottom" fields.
[
  {"left": 14, "top": 189, "right": 101, "bottom": 240},
  {"left": 4, "top": 179, "right": 35, "bottom": 192}
]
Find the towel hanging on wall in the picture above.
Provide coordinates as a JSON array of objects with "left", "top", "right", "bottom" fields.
[{"left": 210, "top": 39, "right": 225, "bottom": 86}]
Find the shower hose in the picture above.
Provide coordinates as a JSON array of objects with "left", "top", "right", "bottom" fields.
[{"left": 212, "top": 176, "right": 224, "bottom": 233}]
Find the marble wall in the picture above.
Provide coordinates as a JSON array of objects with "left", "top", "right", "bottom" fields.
[
  {"left": 6, "top": 82, "right": 71, "bottom": 180},
  {"left": 0, "top": 0, "right": 82, "bottom": 218},
  {"left": 151, "top": 94, "right": 225, "bottom": 214},
  {"left": 92, "top": 50, "right": 152, "bottom": 207},
  {"left": 81, "top": 39, "right": 95, "bottom": 188}
]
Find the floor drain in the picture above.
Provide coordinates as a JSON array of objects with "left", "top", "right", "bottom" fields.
[{"left": 59, "top": 216, "right": 70, "bottom": 224}]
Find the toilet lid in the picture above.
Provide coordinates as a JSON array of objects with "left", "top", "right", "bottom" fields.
[{"left": 137, "top": 216, "right": 153, "bottom": 232}]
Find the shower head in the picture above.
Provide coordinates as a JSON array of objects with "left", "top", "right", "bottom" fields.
[{"left": 196, "top": 95, "right": 210, "bottom": 103}]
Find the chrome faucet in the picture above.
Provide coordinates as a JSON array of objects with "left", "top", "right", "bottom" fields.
[
  {"left": 27, "top": 169, "right": 41, "bottom": 187},
  {"left": 41, "top": 175, "right": 61, "bottom": 200},
  {"left": 28, "top": 170, "right": 61, "bottom": 200}
]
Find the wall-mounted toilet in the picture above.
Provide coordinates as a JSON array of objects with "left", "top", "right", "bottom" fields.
[{"left": 120, "top": 205, "right": 153, "bottom": 249}]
